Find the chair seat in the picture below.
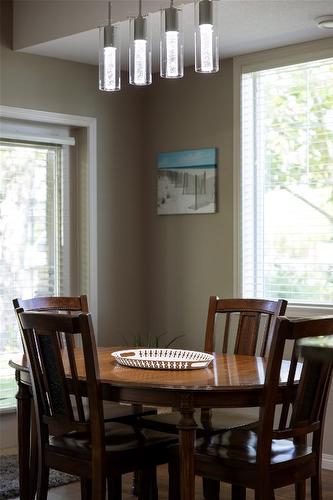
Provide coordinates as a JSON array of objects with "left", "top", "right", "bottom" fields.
[
  {"left": 140, "top": 408, "right": 258, "bottom": 437},
  {"left": 102, "top": 402, "right": 157, "bottom": 424},
  {"left": 48, "top": 421, "right": 178, "bottom": 460},
  {"left": 195, "top": 428, "right": 312, "bottom": 467}
]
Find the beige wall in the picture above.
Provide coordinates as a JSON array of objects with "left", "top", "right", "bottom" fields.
[
  {"left": 0, "top": 1, "right": 149, "bottom": 347},
  {"left": 144, "top": 66, "right": 234, "bottom": 351}
]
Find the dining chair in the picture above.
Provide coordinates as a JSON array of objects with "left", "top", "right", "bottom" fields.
[
  {"left": 140, "top": 297, "right": 287, "bottom": 436},
  {"left": 13, "top": 296, "right": 157, "bottom": 424},
  {"left": 18, "top": 310, "right": 178, "bottom": 500},
  {"left": 168, "top": 315, "right": 333, "bottom": 500},
  {"left": 13, "top": 296, "right": 157, "bottom": 498},
  {"left": 139, "top": 296, "right": 287, "bottom": 499}
]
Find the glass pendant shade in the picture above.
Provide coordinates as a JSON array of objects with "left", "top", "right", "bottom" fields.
[
  {"left": 195, "top": 0, "right": 219, "bottom": 73},
  {"left": 160, "top": 6, "right": 183, "bottom": 79},
  {"left": 129, "top": 14, "right": 152, "bottom": 86},
  {"left": 99, "top": 25, "right": 121, "bottom": 91}
]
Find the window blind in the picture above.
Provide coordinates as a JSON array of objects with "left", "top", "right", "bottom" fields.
[
  {"left": 0, "top": 140, "right": 64, "bottom": 409},
  {"left": 241, "top": 58, "right": 333, "bottom": 306}
]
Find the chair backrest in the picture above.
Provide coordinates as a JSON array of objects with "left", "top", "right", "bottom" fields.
[
  {"left": 204, "top": 297, "right": 288, "bottom": 356},
  {"left": 13, "top": 295, "right": 89, "bottom": 313},
  {"left": 18, "top": 311, "right": 104, "bottom": 450},
  {"left": 257, "top": 316, "right": 333, "bottom": 471},
  {"left": 13, "top": 295, "right": 89, "bottom": 348}
]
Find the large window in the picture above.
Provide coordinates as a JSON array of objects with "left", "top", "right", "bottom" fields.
[
  {"left": 0, "top": 140, "right": 67, "bottom": 409},
  {"left": 241, "top": 57, "right": 333, "bottom": 306}
]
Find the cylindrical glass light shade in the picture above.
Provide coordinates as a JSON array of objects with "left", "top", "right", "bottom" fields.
[
  {"left": 160, "top": 6, "right": 183, "bottom": 79},
  {"left": 129, "top": 15, "right": 152, "bottom": 86},
  {"left": 99, "top": 25, "right": 121, "bottom": 91},
  {"left": 194, "top": 0, "right": 219, "bottom": 73}
]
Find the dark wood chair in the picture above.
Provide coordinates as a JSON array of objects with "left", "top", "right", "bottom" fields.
[
  {"left": 169, "top": 315, "right": 333, "bottom": 500},
  {"left": 13, "top": 295, "right": 156, "bottom": 424},
  {"left": 140, "top": 297, "right": 287, "bottom": 499},
  {"left": 13, "top": 296, "right": 157, "bottom": 499},
  {"left": 140, "top": 297, "right": 287, "bottom": 435},
  {"left": 18, "top": 310, "right": 178, "bottom": 499}
]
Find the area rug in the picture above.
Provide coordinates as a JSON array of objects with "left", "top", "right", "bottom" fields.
[{"left": 0, "top": 454, "right": 78, "bottom": 499}]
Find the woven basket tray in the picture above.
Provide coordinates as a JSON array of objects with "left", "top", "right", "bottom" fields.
[{"left": 112, "top": 348, "right": 214, "bottom": 370}]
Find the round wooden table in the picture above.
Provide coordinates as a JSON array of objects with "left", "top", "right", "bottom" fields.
[
  {"left": 10, "top": 348, "right": 299, "bottom": 500},
  {"left": 298, "top": 335, "right": 333, "bottom": 361}
]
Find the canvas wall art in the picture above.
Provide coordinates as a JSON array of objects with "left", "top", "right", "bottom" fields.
[{"left": 157, "top": 148, "right": 217, "bottom": 215}]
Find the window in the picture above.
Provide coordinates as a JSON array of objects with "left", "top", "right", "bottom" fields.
[
  {"left": 240, "top": 57, "right": 333, "bottom": 307},
  {"left": 0, "top": 140, "right": 68, "bottom": 409}
]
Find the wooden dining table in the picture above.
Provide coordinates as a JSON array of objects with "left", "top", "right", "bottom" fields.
[
  {"left": 9, "top": 347, "right": 300, "bottom": 500},
  {"left": 298, "top": 334, "right": 333, "bottom": 361}
]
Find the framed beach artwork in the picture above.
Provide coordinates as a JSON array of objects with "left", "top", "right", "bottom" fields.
[{"left": 157, "top": 148, "right": 217, "bottom": 215}]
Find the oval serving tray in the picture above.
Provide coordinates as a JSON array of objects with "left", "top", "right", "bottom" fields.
[{"left": 112, "top": 348, "right": 213, "bottom": 370}]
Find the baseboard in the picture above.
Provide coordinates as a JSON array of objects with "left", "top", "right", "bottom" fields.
[
  {"left": 0, "top": 447, "right": 17, "bottom": 456},
  {"left": 322, "top": 454, "right": 333, "bottom": 471}
]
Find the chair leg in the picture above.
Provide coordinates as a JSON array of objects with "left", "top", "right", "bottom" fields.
[
  {"left": 137, "top": 468, "right": 158, "bottom": 500},
  {"left": 295, "top": 480, "right": 306, "bottom": 500},
  {"left": 81, "top": 478, "right": 92, "bottom": 500},
  {"left": 29, "top": 404, "right": 38, "bottom": 500},
  {"left": 311, "top": 473, "right": 322, "bottom": 500},
  {"left": 132, "top": 471, "right": 139, "bottom": 496},
  {"left": 36, "top": 464, "right": 49, "bottom": 500},
  {"left": 108, "top": 476, "right": 122, "bottom": 500},
  {"left": 203, "top": 477, "right": 220, "bottom": 499},
  {"left": 16, "top": 379, "right": 33, "bottom": 500},
  {"left": 231, "top": 484, "right": 246, "bottom": 500},
  {"left": 168, "top": 456, "right": 180, "bottom": 500},
  {"left": 254, "top": 486, "right": 274, "bottom": 500}
]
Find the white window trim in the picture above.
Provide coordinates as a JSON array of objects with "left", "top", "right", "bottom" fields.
[
  {"left": 0, "top": 105, "right": 98, "bottom": 336},
  {"left": 0, "top": 132, "right": 75, "bottom": 146},
  {"left": 233, "top": 38, "right": 333, "bottom": 316}
]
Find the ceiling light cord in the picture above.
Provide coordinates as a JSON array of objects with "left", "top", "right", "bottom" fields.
[{"left": 108, "top": 2, "right": 111, "bottom": 26}]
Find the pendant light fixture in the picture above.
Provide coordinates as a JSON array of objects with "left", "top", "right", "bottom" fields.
[
  {"left": 160, "top": 0, "right": 184, "bottom": 79},
  {"left": 99, "top": 2, "right": 121, "bottom": 91},
  {"left": 129, "top": 0, "right": 152, "bottom": 86},
  {"left": 194, "top": 0, "right": 219, "bottom": 73},
  {"left": 315, "top": 15, "right": 333, "bottom": 29}
]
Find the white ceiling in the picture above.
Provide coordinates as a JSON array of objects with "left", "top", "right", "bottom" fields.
[{"left": 19, "top": 1, "right": 333, "bottom": 70}]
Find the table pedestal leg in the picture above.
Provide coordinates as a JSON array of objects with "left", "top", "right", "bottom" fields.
[
  {"left": 177, "top": 396, "right": 197, "bottom": 500},
  {"left": 15, "top": 370, "right": 32, "bottom": 500}
]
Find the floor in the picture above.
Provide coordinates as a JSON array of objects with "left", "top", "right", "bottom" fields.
[{"left": 13, "top": 466, "right": 333, "bottom": 499}]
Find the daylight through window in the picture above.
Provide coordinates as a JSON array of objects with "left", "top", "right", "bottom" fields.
[
  {"left": 0, "top": 141, "right": 64, "bottom": 409},
  {"left": 241, "top": 57, "right": 333, "bottom": 306}
]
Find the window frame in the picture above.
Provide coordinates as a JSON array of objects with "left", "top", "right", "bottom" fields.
[
  {"left": 233, "top": 38, "right": 333, "bottom": 316},
  {"left": 0, "top": 106, "right": 97, "bottom": 413}
]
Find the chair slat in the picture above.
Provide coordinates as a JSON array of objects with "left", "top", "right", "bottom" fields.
[
  {"left": 222, "top": 313, "right": 231, "bottom": 353},
  {"left": 64, "top": 333, "right": 86, "bottom": 422},
  {"left": 205, "top": 297, "right": 288, "bottom": 356}
]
